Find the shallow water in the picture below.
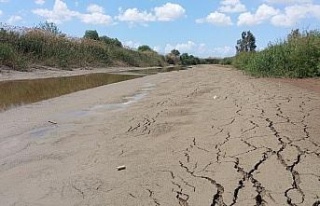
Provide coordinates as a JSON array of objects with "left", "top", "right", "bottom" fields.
[
  {"left": 0, "top": 67, "right": 185, "bottom": 111},
  {"left": 0, "top": 73, "right": 139, "bottom": 111}
]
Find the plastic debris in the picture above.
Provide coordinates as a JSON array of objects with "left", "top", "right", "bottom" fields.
[{"left": 117, "top": 165, "right": 126, "bottom": 171}]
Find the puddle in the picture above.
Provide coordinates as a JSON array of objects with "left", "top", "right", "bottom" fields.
[
  {"left": 1, "top": 67, "right": 187, "bottom": 111},
  {"left": 124, "top": 66, "right": 187, "bottom": 76},
  {"left": 0, "top": 73, "right": 140, "bottom": 111}
]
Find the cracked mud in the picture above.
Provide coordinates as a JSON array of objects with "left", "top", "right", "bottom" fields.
[{"left": 1, "top": 65, "right": 320, "bottom": 206}]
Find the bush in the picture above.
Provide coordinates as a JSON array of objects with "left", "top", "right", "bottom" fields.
[
  {"left": 0, "top": 25, "right": 167, "bottom": 69},
  {"left": 233, "top": 29, "right": 320, "bottom": 78},
  {"left": 0, "top": 42, "right": 15, "bottom": 67}
]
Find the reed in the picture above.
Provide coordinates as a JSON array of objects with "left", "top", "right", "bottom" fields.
[
  {"left": 0, "top": 27, "right": 166, "bottom": 70},
  {"left": 233, "top": 30, "right": 320, "bottom": 78}
]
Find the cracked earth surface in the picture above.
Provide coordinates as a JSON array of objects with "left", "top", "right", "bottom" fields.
[{"left": 1, "top": 65, "right": 320, "bottom": 206}]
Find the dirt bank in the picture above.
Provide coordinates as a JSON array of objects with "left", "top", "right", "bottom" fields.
[
  {"left": 0, "top": 66, "right": 162, "bottom": 82},
  {"left": 0, "top": 65, "right": 319, "bottom": 205}
]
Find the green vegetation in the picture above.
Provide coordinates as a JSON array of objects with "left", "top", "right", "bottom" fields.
[
  {"left": 180, "top": 53, "right": 200, "bottom": 65},
  {"left": 0, "top": 73, "right": 139, "bottom": 111},
  {"left": 233, "top": 29, "right": 320, "bottom": 78},
  {"left": 0, "top": 23, "right": 167, "bottom": 70},
  {"left": 236, "top": 31, "right": 257, "bottom": 53},
  {"left": 35, "top": 21, "right": 63, "bottom": 36},
  {"left": 165, "top": 49, "right": 181, "bottom": 65},
  {"left": 165, "top": 49, "right": 203, "bottom": 66},
  {"left": 137, "top": 45, "right": 153, "bottom": 52},
  {"left": 84, "top": 30, "right": 99, "bottom": 40}
]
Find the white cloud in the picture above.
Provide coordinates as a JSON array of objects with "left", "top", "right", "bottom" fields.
[
  {"left": 271, "top": 4, "right": 320, "bottom": 27},
  {"left": 7, "top": 15, "right": 23, "bottom": 24},
  {"left": 196, "top": 12, "right": 233, "bottom": 26},
  {"left": 79, "top": 13, "right": 112, "bottom": 25},
  {"left": 117, "top": 3, "right": 185, "bottom": 24},
  {"left": 78, "top": 4, "right": 112, "bottom": 25},
  {"left": 0, "top": 0, "right": 9, "bottom": 2},
  {"left": 153, "top": 46, "right": 161, "bottom": 53},
  {"left": 0, "top": 10, "right": 2, "bottom": 16},
  {"left": 123, "top": 40, "right": 141, "bottom": 49},
  {"left": 165, "top": 41, "right": 196, "bottom": 54},
  {"left": 35, "top": 0, "right": 45, "bottom": 5},
  {"left": 265, "top": 0, "right": 312, "bottom": 4},
  {"left": 237, "top": 4, "right": 279, "bottom": 26},
  {"left": 219, "top": 0, "right": 246, "bottom": 13},
  {"left": 33, "top": 0, "right": 78, "bottom": 24},
  {"left": 33, "top": 0, "right": 113, "bottom": 25},
  {"left": 154, "top": 3, "right": 185, "bottom": 21},
  {"left": 117, "top": 8, "right": 155, "bottom": 24},
  {"left": 164, "top": 41, "right": 234, "bottom": 57},
  {"left": 87, "top": 4, "right": 104, "bottom": 13}
]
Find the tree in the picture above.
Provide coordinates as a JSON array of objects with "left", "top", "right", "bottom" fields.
[
  {"left": 171, "top": 49, "right": 180, "bottom": 57},
  {"left": 99, "top": 36, "right": 123, "bottom": 47},
  {"left": 165, "top": 49, "right": 181, "bottom": 64},
  {"left": 236, "top": 31, "right": 257, "bottom": 53},
  {"left": 180, "top": 53, "right": 200, "bottom": 65},
  {"left": 36, "top": 21, "right": 62, "bottom": 36},
  {"left": 84, "top": 30, "right": 99, "bottom": 40},
  {"left": 138, "top": 45, "right": 153, "bottom": 52}
]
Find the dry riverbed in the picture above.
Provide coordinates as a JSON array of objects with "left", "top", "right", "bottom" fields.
[{"left": 0, "top": 65, "right": 320, "bottom": 206}]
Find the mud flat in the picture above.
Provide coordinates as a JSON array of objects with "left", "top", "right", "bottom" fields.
[{"left": 0, "top": 65, "right": 319, "bottom": 206}]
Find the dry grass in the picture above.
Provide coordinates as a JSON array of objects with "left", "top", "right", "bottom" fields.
[{"left": 0, "top": 27, "right": 167, "bottom": 70}]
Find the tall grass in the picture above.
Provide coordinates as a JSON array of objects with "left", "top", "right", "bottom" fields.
[
  {"left": 233, "top": 30, "right": 320, "bottom": 78},
  {"left": 0, "top": 27, "right": 167, "bottom": 70}
]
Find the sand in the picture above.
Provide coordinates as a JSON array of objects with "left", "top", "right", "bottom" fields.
[{"left": 0, "top": 65, "right": 319, "bottom": 206}]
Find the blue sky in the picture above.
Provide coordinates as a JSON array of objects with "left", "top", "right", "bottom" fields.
[{"left": 1, "top": 0, "right": 320, "bottom": 57}]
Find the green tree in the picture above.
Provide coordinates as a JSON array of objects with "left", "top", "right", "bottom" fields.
[
  {"left": 84, "top": 30, "right": 99, "bottom": 40},
  {"left": 99, "top": 36, "right": 123, "bottom": 47},
  {"left": 236, "top": 31, "right": 256, "bottom": 53},
  {"left": 165, "top": 49, "right": 181, "bottom": 64},
  {"left": 138, "top": 45, "right": 153, "bottom": 52},
  {"left": 171, "top": 49, "right": 180, "bottom": 57},
  {"left": 36, "top": 21, "right": 62, "bottom": 35},
  {"left": 180, "top": 53, "right": 200, "bottom": 65}
]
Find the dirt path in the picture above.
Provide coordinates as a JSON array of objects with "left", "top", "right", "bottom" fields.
[{"left": 0, "top": 65, "right": 319, "bottom": 206}]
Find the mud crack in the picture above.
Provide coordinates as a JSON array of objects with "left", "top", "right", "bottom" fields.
[
  {"left": 147, "top": 189, "right": 160, "bottom": 206},
  {"left": 232, "top": 151, "right": 272, "bottom": 206},
  {"left": 179, "top": 161, "right": 226, "bottom": 206}
]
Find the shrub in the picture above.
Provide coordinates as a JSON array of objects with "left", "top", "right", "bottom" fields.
[
  {"left": 0, "top": 25, "right": 167, "bottom": 69},
  {"left": 233, "top": 29, "right": 320, "bottom": 78}
]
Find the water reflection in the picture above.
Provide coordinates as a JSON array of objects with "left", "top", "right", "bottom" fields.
[
  {"left": 0, "top": 66, "right": 186, "bottom": 111},
  {"left": 0, "top": 73, "right": 140, "bottom": 111}
]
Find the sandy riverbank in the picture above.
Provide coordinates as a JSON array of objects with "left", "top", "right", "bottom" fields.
[{"left": 0, "top": 65, "right": 320, "bottom": 205}]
